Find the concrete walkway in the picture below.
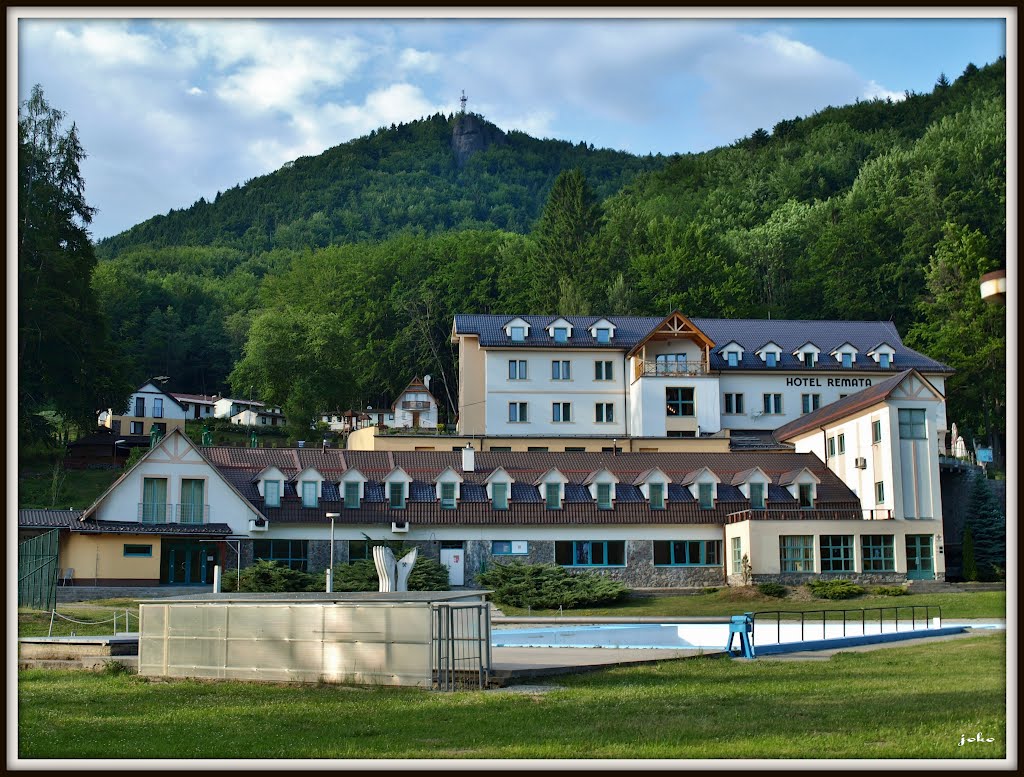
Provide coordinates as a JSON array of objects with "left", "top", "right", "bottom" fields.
[{"left": 491, "top": 645, "right": 723, "bottom": 682}]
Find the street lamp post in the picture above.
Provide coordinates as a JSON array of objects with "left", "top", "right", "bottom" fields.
[{"left": 326, "top": 512, "right": 340, "bottom": 592}]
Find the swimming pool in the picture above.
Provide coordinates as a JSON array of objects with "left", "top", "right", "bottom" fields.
[{"left": 492, "top": 619, "right": 1003, "bottom": 651}]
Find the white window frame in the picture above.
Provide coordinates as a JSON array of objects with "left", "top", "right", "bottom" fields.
[
  {"left": 552, "top": 402, "right": 571, "bottom": 423},
  {"left": 509, "top": 402, "right": 528, "bottom": 423}
]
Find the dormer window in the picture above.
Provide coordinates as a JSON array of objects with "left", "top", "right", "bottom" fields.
[
  {"left": 805, "top": 353, "right": 816, "bottom": 368},
  {"left": 389, "top": 482, "right": 406, "bottom": 509},
  {"left": 492, "top": 482, "right": 509, "bottom": 510},
  {"left": 344, "top": 481, "right": 360, "bottom": 509},
  {"left": 301, "top": 481, "right": 318, "bottom": 508},
  {"left": 545, "top": 483, "right": 561, "bottom": 510},
  {"left": 799, "top": 484, "right": 814, "bottom": 508},
  {"left": 511, "top": 326, "right": 525, "bottom": 342},
  {"left": 750, "top": 482, "right": 766, "bottom": 510},
  {"left": 596, "top": 328, "right": 610, "bottom": 344},
  {"left": 440, "top": 482, "right": 457, "bottom": 509},
  {"left": 553, "top": 327, "right": 568, "bottom": 343},
  {"left": 265, "top": 480, "right": 281, "bottom": 508},
  {"left": 766, "top": 352, "right": 777, "bottom": 367},
  {"left": 698, "top": 483, "right": 714, "bottom": 509},
  {"left": 588, "top": 319, "right": 617, "bottom": 342},
  {"left": 727, "top": 352, "right": 738, "bottom": 367},
  {"left": 842, "top": 353, "right": 853, "bottom": 368},
  {"left": 649, "top": 482, "right": 665, "bottom": 509},
  {"left": 880, "top": 353, "right": 891, "bottom": 368},
  {"left": 596, "top": 483, "right": 612, "bottom": 509}
]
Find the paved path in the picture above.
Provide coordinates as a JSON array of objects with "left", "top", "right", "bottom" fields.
[{"left": 491, "top": 645, "right": 723, "bottom": 682}]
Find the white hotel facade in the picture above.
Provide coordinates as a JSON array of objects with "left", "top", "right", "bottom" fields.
[{"left": 451, "top": 311, "right": 952, "bottom": 452}]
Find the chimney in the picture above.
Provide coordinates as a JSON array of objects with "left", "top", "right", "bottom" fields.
[{"left": 462, "top": 443, "right": 475, "bottom": 472}]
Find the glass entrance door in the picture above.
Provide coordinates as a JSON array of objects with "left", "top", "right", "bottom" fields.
[
  {"left": 906, "top": 535, "right": 935, "bottom": 580},
  {"left": 162, "top": 540, "right": 214, "bottom": 584}
]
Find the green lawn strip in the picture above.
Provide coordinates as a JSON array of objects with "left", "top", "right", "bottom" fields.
[
  {"left": 19, "top": 605, "right": 140, "bottom": 638},
  {"left": 19, "top": 467, "right": 121, "bottom": 509},
  {"left": 498, "top": 591, "right": 1005, "bottom": 620},
  {"left": 18, "top": 634, "right": 1005, "bottom": 759}
]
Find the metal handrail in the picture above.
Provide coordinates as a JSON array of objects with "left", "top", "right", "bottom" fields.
[
  {"left": 725, "top": 508, "right": 893, "bottom": 522},
  {"left": 751, "top": 605, "right": 942, "bottom": 645}
]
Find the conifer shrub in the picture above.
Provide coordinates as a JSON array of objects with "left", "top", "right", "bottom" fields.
[
  {"left": 872, "top": 586, "right": 908, "bottom": 596},
  {"left": 807, "top": 579, "right": 865, "bottom": 600},
  {"left": 476, "top": 562, "right": 629, "bottom": 609},
  {"left": 755, "top": 582, "right": 788, "bottom": 598}
]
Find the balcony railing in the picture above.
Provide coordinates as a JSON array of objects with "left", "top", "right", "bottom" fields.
[
  {"left": 725, "top": 508, "right": 893, "bottom": 523},
  {"left": 402, "top": 401, "right": 432, "bottom": 410},
  {"left": 635, "top": 360, "right": 709, "bottom": 379},
  {"left": 138, "top": 503, "right": 209, "bottom": 524}
]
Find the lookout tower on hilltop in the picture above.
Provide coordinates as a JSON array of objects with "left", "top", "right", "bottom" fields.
[{"left": 460, "top": 90, "right": 468, "bottom": 114}]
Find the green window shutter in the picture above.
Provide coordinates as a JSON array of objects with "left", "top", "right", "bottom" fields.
[
  {"left": 344, "top": 481, "right": 360, "bottom": 509},
  {"left": 441, "top": 481, "right": 456, "bottom": 508},
  {"left": 142, "top": 478, "right": 167, "bottom": 522},
  {"left": 264, "top": 480, "right": 280, "bottom": 507},
  {"left": 180, "top": 479, "right": 204, "bottom": 523},
  {"left": 492, "top": 482, "right": 508, "bottom": 510},
  {"left": 302, "top": 481, "right": 318, "bottom": 508},
  {"left": 389, "top": 482, "right": 405, "bottom": 509}
]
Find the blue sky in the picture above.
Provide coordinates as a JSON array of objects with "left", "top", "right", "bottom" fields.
[{"left": 16, "top": 13, "right": 1007, "bottom": 239}]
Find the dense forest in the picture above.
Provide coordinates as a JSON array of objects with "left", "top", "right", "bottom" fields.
[{"left": 89, "top": 59, "right": 1005, "bottom": 451}]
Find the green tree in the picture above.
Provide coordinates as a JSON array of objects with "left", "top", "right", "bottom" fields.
[
  {"left": 965, "top": 473, "right": 1005, "bottom": 581},
  {"left": 960, "top": 523, "right": 977, "bottom": 582},
  {"left": 19, "top": 84, "right": 129, "bottom": 438}
]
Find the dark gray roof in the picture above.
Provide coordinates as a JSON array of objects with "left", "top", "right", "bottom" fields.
[
  {"left": 453, "top": 314, "right": 951, "bottom": 372},
  {"left": 18, "top": 509, "right": 231, "bottom": 535}
]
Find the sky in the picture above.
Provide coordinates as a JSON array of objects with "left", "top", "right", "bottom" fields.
[{"left": 14, "top": 12, "right": 1008, "bottom": 240}]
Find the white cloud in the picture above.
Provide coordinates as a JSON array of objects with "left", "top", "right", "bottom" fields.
[
  {"left": 187, "top": 86, "right": 204, "bottom": 96},
  {"left": 863, "top": 80, "right": 906, "bottom": 102},
  {"left": 51, "top": 22, "right": 159, "bottom": 67},
  {"left": 397, "top": 48, "right": 441, "bottom": 74}
]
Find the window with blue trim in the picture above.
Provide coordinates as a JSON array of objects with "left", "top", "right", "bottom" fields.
[
  {"left": 555, "top": 540, "right": 625, "bottom": 566},
  {"left": 879, "top": 353, "right": 891, "bottom": 368},
  {"left": 596, "top": 482, "right": 612, "bottom": 509},
  {"left": 820, "top": 535, "right": 854, "bottom": 572},
  {"left": 254, "top": 539, "right": 308, "bottom": 572},
  {"left": 731, "top": 537, "right": 742, "bottom": 571},
  {"left": 805, "top": 352, "right": 817, "bottom": 368},
  {"left": 872, "top": 420, "right": 883, "bottom": 444},
  {"left": 780, "top": 535, "right": 814, "bottom": 572},
  {"left": 698, "top": 482, "right": 714, "bottom": 509},
  {"left": 862, "top": 535, "right": 895, "bottom": 571},
  {"left": 301, "top": 481, "right": 318, "bottom": 508},
  {"left": 596, "top": 328, "right": 610, "bottom": 343},
  {"left": 654, "top": 540, "right": 722, "bottom": 566},
  {"left": 123, "top": 544, "right": 152, "bottom": 557},
  {"left": 344, "top": 481, "right": 359, "bottom": 509},
  {"left": 766, "top": 352, "right": 777, "bottom": 367},
  {"left": 842, "top": 353, "right": 853, "bottom": 368},
  {"left": 553, "top": 327, "right": 568, "bottom": 343},
  {"left": 750, "top": 482, "right": 766, "bottom": 509},
  {"left": 727, "top": 351, "right": 738, "bottom": 367},
  {"left": 510, "top": 326, "right": 525, "bottom": 342},
  {"left": 545, "top": 483, "right": 561, "bottom": 510}
]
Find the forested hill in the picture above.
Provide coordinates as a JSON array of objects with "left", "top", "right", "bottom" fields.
[
  {"left": 96, "top": 113, "right": 664, "bottom": 258},
  {"left": 91, "top": 59, "right": 1005, "bottom": 452}
]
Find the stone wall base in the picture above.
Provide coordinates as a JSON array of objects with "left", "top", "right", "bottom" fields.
[{"left": 751, "top": 572, "right": 908, "bottom": 586}]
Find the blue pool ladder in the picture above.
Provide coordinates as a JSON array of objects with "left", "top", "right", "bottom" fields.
[{"left": 726, "top": 613, "right": 756, "bottom": 659}]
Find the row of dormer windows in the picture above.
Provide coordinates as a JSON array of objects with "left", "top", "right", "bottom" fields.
[
  {"left": 720, "top": 343, "right": 895, "bottom": 368},
  {"left": 504, "top": 318, "right": 617, "bottom": 343},
  {"left": 257, "top": 468, "right": 819, "bottom": 512}
]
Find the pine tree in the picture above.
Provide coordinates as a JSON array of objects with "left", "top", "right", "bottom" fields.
[
  {"left": 18, "top": 84, "right": 129, "bottom": 438},
  {"left": 960, "top": 524, "right": 977, "bottom": 582},
  {"left": 966, "top": 472, "right": 1005, "bottom": 581}
]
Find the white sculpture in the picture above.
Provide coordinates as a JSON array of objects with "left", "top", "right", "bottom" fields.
[{"left": 372, "top": 545, "right": 418, "bottom": 592}]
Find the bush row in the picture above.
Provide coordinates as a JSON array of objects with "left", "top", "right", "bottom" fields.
[
  {"left": 476, "top": 561, "right": 630, "bottom": 609},
  {"left": 221, "top": 556, "right": 450, "bottom": 593}
]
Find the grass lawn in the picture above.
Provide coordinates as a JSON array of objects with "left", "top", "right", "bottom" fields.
[
  {"left": 498, "top": 589, "right": 1006, "bottom": 620},
  {"left": 17, "top": 633, "right": 1006, "bottom": 759},
  {"left": 19, "top": 467, "right": 121, "bottom": 509},
  {"left": 19, "top": 605, "right": 141, "bottom": 638}
]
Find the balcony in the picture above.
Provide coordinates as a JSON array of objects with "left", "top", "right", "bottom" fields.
[
  {"left": 138, "top": 503, "right": 210, "bottom": 524},
  {"left": 401, "top": 401, "right": 432, "bottom": 410},
  {"left": 725, "top": 508, "right": 893, "bottom": 523},
  {"left": 634, "top": 359, "right": 709, "bottom": 380}
]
